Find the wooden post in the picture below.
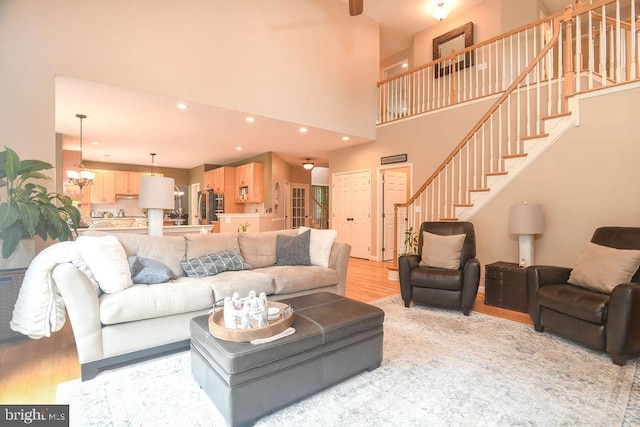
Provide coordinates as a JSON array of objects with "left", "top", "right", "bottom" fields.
[
  {"left": 450, "top": 50, "right": 457, "bottom": 105},
  {"left": 391, "top": 205, "right": 399, "bottom": 269},
  {"left": 563, "top": 4, "right": 575, "bottom": 111}
]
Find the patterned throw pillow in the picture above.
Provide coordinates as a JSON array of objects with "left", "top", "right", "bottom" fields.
[
  {"left": 180, "top": 249, "right": 250, "bottom": 278},
  {"left": 128, "top": 256, "right": 177, "bottom": 284},
  {"left": 276, "top": 229, "right": 311, "bottom": 266}
]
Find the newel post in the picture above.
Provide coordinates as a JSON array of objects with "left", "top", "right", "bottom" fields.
[
  {"left": 392, "top": 205, "right": 399, "bottom": 269},
  {"left": 563, "top": 4, "right": 576, "bottom": 111}
]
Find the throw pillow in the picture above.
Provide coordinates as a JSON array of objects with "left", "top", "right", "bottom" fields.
[
  {"left": 76, "top": 235, "right": 133, "bottom": 293},
  {"left": 419, "top": 231, "right": 466, "bottom": 269},
  {"left": 298, "top": 226, "right": 337, "bottom": 268},
  {"left": 276, "top": 229, "right": 311, "bottom": 266},
  {"left": 180, "top": 249, "right": 250, "bottom": 279},
  {"left": 128, "top": 256, "right": 177, "bottom": 284},
  {"left": 568, "top": 241, "right": 640, "bottom": 293}
]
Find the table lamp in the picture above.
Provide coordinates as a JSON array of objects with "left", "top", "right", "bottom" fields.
[
  {"left": 139, "top": 175, "right": 175, "bottom": 236},
  {"left": 509, "top": 202, "right": 544, "bottom": 268}
]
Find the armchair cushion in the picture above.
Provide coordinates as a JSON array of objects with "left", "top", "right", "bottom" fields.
[
  {"left": 568, "top": 242, "right": 640, "bottom": 293},
  {"left": 537, "top": 284, "right": 609, "bottom": 323},
  {"left": 418, "top": 232, "right": 466, "bottom": 269}
]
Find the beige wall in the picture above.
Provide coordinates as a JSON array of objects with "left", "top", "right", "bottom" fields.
[
  {"left": 473, "top": 85, "right": 640, "bottom": 269},
  {"left": 0, "top": 0, "right": 380, "bottom": 179}
]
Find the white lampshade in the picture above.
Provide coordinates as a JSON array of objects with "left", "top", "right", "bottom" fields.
[
  {"left": 509, "top": 202, "right": 544, "bottom": 268},
  {"left": 139, "top": 176, "right": 175, "bottom": 236},
  {"left": 139, "top": 176, "right": 175, "bottom": 209},
  {"left": 509, "top": 203, "right": 544, "bottom": 234}
]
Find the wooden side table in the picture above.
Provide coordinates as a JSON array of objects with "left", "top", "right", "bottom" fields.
[
  {"left": 0, "top": 268, "right": 27, "bottom": 342},
  {"left": 484, "top": 262, "right": 528, "bottom": 313}
]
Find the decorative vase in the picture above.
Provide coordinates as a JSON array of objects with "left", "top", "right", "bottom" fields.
[{"left": 0, "top": 239, "right": 35, "bottom": 269}]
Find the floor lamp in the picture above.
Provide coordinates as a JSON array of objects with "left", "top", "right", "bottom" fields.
[
  {"left": 139, "top": 175, "right": 175, "bottom": 236},
  {"left": 509, "top": 202, "right": 544, "bottom": 268}
]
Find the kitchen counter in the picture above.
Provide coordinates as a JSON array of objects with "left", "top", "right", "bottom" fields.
[
  {"left": 78, "top": 225, "right": 206, "bottom": 236},
  {"left": 216, "top": 213, "right": 284, "bottom": 233}
]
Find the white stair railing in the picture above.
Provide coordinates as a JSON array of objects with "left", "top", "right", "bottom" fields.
[{"left": 389, "top": 0, "right": 640, "bottom": 267}]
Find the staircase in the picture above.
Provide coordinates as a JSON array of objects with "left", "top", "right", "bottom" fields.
[{"left": 381, "top": 0, "right": 639, "bottom": 265}]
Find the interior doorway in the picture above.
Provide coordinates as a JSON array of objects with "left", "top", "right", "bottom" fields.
[{"left": 377, "top": 164, "right": 412, "bottom": 262}]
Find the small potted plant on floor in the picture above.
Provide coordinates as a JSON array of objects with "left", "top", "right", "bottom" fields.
[{"left": 0, "top": 147, "right": 81, "bottom": 267}]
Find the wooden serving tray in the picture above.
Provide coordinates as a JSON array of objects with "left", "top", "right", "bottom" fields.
[{"left": 208, "top": 302, "right": 294, "bottom": 342}]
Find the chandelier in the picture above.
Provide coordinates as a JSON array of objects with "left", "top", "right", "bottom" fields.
[
  {"left": 433, "top": 1, "right": 449, "bottom": 21},
  {"left": 66, "top": 113, "right": 95, "bottom": 190}
]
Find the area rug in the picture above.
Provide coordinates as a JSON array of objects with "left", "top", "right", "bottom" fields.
[{"left": 57, "top": 294, "right": 640, "bottom": 426}]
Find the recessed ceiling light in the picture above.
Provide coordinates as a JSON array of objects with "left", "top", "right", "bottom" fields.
[
  {"left": 91, "top": 141, "right": 99, "bottom": 145},
  {"left": 299, "top": 127, "right": 308, "bottom": 133},
  {"left": 236, "top": 146, "right": 242, "bottom": 151},
  {"left": 342, "top": 136, "right": 350, "bottom": 141},
  {"left": 402, "top": 63, "right": 408, "bottom": 68},
  {"left": 177, "top": 103, "right": 187, "bottom": 110},
  {"left": 246, "top": 117, "right": 255, "bottom": 123}
]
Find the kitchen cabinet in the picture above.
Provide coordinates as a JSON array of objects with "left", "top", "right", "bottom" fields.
[
  {"left": 115, "top": 171, "right": 142, "bottom": 195},
  {"left": 235, "top": 162, "right": 264, "bottom": 203},
  {"left": 90, "top": 170, "right": 116, "bottom": 203},
  {"left": 204, "top": 167, "right": 235, "bottom": 193}
]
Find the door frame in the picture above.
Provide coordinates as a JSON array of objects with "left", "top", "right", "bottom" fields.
[
  {"left": 375, "top": 162, "right": 413, "bottom": 262},
  {"left": 190, "top": 182, "right": 200, "bottom": 226}
]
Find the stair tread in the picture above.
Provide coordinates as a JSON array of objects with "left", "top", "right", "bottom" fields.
[
  {"left": 542, "top": 112, "right": 571, "bottom": 120},
  {"left": 453, "top": 203, "right": 474, "bottom": 207},
  {"left": 521, "top": 133, "right": 549, "bottom": 141},
  {"left": 486, "top": 171, "right": 508, "bottom": 176},
  {"left": 469, "top": 188, "right": 490, "bottom": 192},
  {"left": 503, "top": 153, "right": 528, "bottom": 159},
  {"left": 439, "top": 217, "right": 459, "bottom": 221}
]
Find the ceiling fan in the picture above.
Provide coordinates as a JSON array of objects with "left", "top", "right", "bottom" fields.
[{"left": 349, "top": 0, "right": 363, "bottom": 16}]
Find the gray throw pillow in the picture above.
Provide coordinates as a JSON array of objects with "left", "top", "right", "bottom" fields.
[
  {"left": 276, "top": 229, "right": 311, "bottom": 266},
  {"left": 128, "top": 256, "right": 178, "bottom": 284},
  {"left": 180, "top": 249, "right": 250, "bottom": 278}
]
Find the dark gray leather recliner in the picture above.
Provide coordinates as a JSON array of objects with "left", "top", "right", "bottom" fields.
[
  {"left": 399, "top": 221, "right": 481, "bottom": 315},
  {"left": 527, "top": 226, "right": 640, "bottom": 365}
]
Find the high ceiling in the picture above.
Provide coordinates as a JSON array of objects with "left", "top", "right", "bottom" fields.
[{"left": 57, "top": 0, "right": 569, "bottom": 170}]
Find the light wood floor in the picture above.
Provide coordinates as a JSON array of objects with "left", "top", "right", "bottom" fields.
[{"left": 0, "top": 258, "right": 531, "bottom": 404}]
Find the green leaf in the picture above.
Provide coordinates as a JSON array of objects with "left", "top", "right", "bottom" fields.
[
  {"left": 5, "top": 147, "right": 20, "bottom": 183},
  {"left": 18, "top": 159, "right": 53, "bottom": 175},
  {"left": 1, "top": 223, "right": 22, "bottom": 258},
  {"left": 17, "top": 201, "right": 40, "bottom": 236},
  {"left": 0, "top": 202, "right": 19, "bottom": 231}
]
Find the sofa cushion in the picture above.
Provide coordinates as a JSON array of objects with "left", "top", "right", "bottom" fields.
[
  {"left": 237, "top": 229, "right": 297, "bottom": 268},
  {"left": 259, "top": 265, "right": 338, "bottom": 294},
  {"left": 83, "top": 231, "right": 187, "bottom": 278},
  {"left": 128, "top": 256, "right": 177, "bottom": 284},
  {"left": 568, "top": 241, "right": 640, "bottom": 293},
  {"left": 76, "top": 235, "right": 133, "bottom": 294},
  {"left": 99, "top": 278, "right": 213, "bottom": 325},
  {"left": 538, "top": 284, "right": 610, "bottom": 323},
  {"left": 276, "top": 229, "right": 311, "bottom": 266},
  {"left": 298, "top": 227, "right": 337, "bottom": 268},
  {"left": 184, "top": 232, "right": 239, "bottom": 259},
  {"left": 198, "top": 270, "right": 275, "bottom": 302},
  {"left": 181, "top": 249, "right": 250, "bottom": 278}
]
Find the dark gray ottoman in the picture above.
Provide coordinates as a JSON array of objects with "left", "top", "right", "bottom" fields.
[{"left": 190, "top": 292, "right": 384, "bottom": 426}]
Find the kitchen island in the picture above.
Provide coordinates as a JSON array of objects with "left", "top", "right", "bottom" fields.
[
  {"left": 217, "top": 213, "right": 285, "bottom": 233},
  {"left": 78, "top": 225, "right": 207, "bottom": 236}
]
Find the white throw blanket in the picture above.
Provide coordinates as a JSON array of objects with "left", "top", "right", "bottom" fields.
[{"left": 10, "top": 241, "right": 97, "bottom": 339}]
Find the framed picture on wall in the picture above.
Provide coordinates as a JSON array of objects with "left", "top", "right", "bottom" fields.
[{"left": 433, "top": 22, "right": 474, "bottom": 77}]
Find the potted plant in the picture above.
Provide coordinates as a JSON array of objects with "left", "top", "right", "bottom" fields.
[
  {"left": 402, "top": 226, "right": 418, "bottom": 255},
  {"left": 0, "top": 147, "right": 81, "bottom": 266}
]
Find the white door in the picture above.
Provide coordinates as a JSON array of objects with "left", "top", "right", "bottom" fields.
[
  {"left": 332, "top": 170, "right": 371, "bottom": 259},
  {"left": 382, "top": 170, "right": 408, "bottom": 261}
]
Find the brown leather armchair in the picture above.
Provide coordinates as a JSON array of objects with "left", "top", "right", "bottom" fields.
[
  {"left": 527, "top": 226, "right": 640, "bottom": 365},
  {"left": 399, "top": 221, "right": 480, "bottom": 315}
]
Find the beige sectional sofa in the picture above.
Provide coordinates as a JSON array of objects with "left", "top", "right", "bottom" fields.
[{"left": 52, "top": 228, "right": 350, "bottom": 380}]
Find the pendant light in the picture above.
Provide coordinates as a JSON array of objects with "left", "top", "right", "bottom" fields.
[
  {"left": 302, "top": 159, "right": 315, "bottom": 170},
  {"left": 66, "top": 114, "right": 96, "bottom": 189}
]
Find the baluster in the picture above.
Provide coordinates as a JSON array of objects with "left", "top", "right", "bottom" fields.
[
  {"left": 588, "top": 10, "right": 594, "bottom": 89},
  {"left": 615, "top": 0, "right": 621, "bottom": 82},
  {"left": 563, "top": 5, "right": 575, "bottom": 111}
]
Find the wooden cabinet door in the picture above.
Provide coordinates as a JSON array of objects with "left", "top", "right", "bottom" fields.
[
  {"left": 203, "top": 170, "right": 215, "bottom": 190},
  {"left": 90, "top": 170, "right": 116, "bottom": 203},
  {"left": 116, "top": 171, "right": 143, "bottom": 195},
  {"left": 235, "top": 163, "right": 263, "bottom": 203}
]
